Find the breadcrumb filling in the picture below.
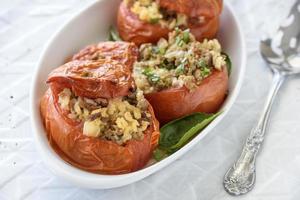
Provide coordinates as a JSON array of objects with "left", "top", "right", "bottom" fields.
[
  {"left": 58, "top": 88, "right": 151, "bottom": 145},
  {"left": 126, "top": 0, "right": 188, "bottom": 29},
  {"left": 133, "top": 28, "right": 226, "bottom": 93}
]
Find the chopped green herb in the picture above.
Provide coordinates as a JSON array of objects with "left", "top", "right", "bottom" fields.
[
  {"left": 175, "top": 63, "right": 185, "bottom": 75},
  {"left": 142, "top": 68, "right": 160, "bottom": 83},
  {"left": 152, "top": 46, "right": 160, "bottom": 54},
  {"left": 197, "top": 59, "right": 208, "bottom": 68},
  {"left": 182, "top": 30, "right": 190, "bottom": 43},
  {"left": 149, "top": 18, "right": 159, "bottom": 24},
  {"left": 175, "top": 29, "right": 190, "bottom": 46},
  {"left": 175, "top": 36, "right": 183, "bottom": 46},
  {"left": 201, "top": 67, "right": 211, "bottom": 77},
  {"left": 175, "top": 58, "right": 187, "bottom": 76},
  {"left": 159, "top": 47, "right": 166, "bottom": 55},
  {"left": 175, "top": 27, "right": 180, "bottom": 34},
  {"left": 142, "top": 67, "right": 152, "bottom": 76},
  {"left": 152, "top": 46, "right": 165, "bottom": 55},
  {"left": 149, "top": 73, "right": 160, "bottom": 83},
  {"left": 178, "top": 39, "right": 185, "bottom": 47}
]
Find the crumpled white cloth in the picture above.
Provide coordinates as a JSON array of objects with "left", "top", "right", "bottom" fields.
[{"left": 0, "top": 0, "right": 299, "bottom": 199}]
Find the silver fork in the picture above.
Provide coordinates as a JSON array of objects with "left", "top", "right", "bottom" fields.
[{"left": 223, "top": 0, "right": 300, "bottom": 196}]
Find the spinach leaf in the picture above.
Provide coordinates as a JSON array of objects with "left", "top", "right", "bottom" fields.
[
  {"left": 153, "top": 148, "right": 169, "bottom": 161},
  {"left": 159, "top": 112, "right": 220, "bottom": 152},
  {"left": 222, "top": 52, "right": 232, "bottom": 76},
  {"left": 108, "top": 26, "right": 122, "bottom": 41}
]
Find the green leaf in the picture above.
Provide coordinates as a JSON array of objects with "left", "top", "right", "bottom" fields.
[
  {"left": 153, "top": 148, "right": 169, "bottom": 161},
  {"left": 108, "top": 26, "right": 122, "bottom": 41},
  {"left": 222, "top": 52, "right": 232, "bottom": 76},
  {"left": 159, "top": 112, "right": 221, "bottom": 152}
]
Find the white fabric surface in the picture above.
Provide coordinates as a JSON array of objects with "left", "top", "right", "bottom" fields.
[{"left": 0, "top": 0, "right": 299, "bottom": 199}]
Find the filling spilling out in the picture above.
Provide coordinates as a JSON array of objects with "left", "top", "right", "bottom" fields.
[
  {"left": 133, "top": 28, "right": 226, "bottom": 93},
  {"left": 125, "top": 0, "right": 196, "bottom": 29},
  {"left": 58, "top": 88, "right": 151, "bottom": 145}
]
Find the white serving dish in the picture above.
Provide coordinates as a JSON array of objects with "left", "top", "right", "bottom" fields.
[{"left": 30, "top": 0, "right": 246, "bottom": 189}]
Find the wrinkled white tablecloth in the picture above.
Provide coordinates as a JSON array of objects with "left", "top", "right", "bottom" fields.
[{"left": 0, "top": 0, "right": 299, "bottom": 199}]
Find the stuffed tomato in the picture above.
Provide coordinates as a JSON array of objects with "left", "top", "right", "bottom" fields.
[
  {"left": 133, "top": 29, "right": 228, "bottom": 124},
  {"left": 117, "top": 0, "right": 222, "bottom": 45},
  {"left": 40, "top": 52, "right": 160, "bottom": 174}
]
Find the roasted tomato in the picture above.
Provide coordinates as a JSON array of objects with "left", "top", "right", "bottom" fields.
[
  {"left": 40, "top": 59, "right": 160, "bottom": 174},
  {"left": 71, "top": 41, "right": 138, "bottom": 67},
  {"left": 117, "top": 1, "right": 170, "bottom": 45},
  {"left": 66, "top": 42, "right": 138, "bottom": 98},
  {"left": 117, "top": 0, "right": 222, "bottom": 45},
  {"left": 188, "top": 15, "right": 219, "bottom": 42},
  {"left": 133, "top": 29, "right": 228, "bottom": 124},
  {"left": 145, "top": 68, "right": 228, "bottom": 124}
]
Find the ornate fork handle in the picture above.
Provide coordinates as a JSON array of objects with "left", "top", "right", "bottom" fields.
[{"left": 223, "top": 70, "right": 285, "bottom": 195}]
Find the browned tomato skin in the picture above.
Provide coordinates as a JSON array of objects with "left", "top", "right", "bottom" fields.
[
  {"left": 218, "top": 0, "right": 223, "bottom": 11},
  {"left": 117, "top": 1, "right": 221, "bottom": 44},
  {"left": 71, "top": 41, "right": 139, "bottom": 68},
  {"left": 189, "top": 16, "right": 219, "bottom": 42},
  {"left": 117, "top": 1, "right": 170, "bottom": 45},
  {"left": 41, "top": 89, "right": 159, "bottom": 174},
  {"left": 145, "top": 67, "right": 228, "bottom": 124},
  {"left": 47, "top": 60, "right": 134, "bottom": 99}
]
